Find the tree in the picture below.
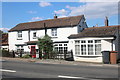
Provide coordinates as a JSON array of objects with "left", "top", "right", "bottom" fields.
[{"left": 37, "top": 35, "right": 53, "bottom": 59}]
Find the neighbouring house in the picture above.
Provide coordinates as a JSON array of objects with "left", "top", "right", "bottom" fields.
[
  {"left": 68, "top": 17, "right": 120, "bottom": 63},
  {"left": 8, "top": 15, "right": 88, "bottom": 57},
  {"left": 0, "top": 33, "right": 9, "bottom": 50}
]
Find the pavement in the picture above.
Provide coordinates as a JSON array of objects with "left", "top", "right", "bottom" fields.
[{"left": 1, "top": 57, "right": 119, "bottom": 68}]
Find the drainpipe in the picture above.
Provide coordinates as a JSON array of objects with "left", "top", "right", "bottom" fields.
[
  {"left": 44, "top": 23, "right": 47, "bottom": 35},
  {"left": 117, "top": 26, "right": 120, "bottom": 60},
  {"left": 28, "top": 30, "right": 30, "bottom": 41}
]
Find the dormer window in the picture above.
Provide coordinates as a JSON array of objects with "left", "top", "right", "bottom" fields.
[
  {"left": 51, "top": 28, "right": 57, "bottom": 37},
  {"left": 17, "top": 31, "right": 22, "bottom": 40},
  {"left": 33, "top": 32, "right": 37, "bottom": 39}
]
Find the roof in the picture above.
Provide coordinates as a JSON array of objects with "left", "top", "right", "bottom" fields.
[
  {"left": 68, "top": 25, "right": 120, "bottom": 39},
  {"left": 0, "top": 33, "right": 8, "bottom": 46},
  {"left": 26, "top": 41, "right": 37, "bottom": 45},
  {"left": 9, "top": 15, "right": 84, "bottom": 32}
]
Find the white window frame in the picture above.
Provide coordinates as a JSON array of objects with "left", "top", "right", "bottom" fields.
[
  {"left": 51, "top": 28, "right": 57, "bottom": 37},
  {"left": 17, "top": 31, "right": 22, "bottom": 40},
  {"left": 33, "top": 32, "right": 37, "bottom": 39},
  {"left": 75, "top": 40, "right": 101, "bottom": 56},
  {"left": 54, "top": 43, "right": 68, "bottom": 53}
]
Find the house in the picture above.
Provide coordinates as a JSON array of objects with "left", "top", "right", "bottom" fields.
[
  {"left": 8, "top": 15, "right": 88, "bottom": 57},
  {"left": 0, "top": 33, "right": 9, "bottom": 50},
  {"left": 68, "top": 17, "right": 120, "bottom": 63}
]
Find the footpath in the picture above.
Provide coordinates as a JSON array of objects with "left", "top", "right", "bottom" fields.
[{"left": 1, "top": 57, "right": 119, "bottom": 68}]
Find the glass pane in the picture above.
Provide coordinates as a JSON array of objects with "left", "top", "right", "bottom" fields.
[
  {"left": 59, "top": 47, "right": 63, "bottom": 53},
  {"left": 95, "top": 44, "right": 101, "bottom": 55},
  {"left": 81, "top": 45, "right": 86, "bottom": 55},
  {"left": 95, "top": 40, "right": 101, "bottom": 43},
  {"left": 88, "top": 40, "right": 93, "bottom": 43},
  {"left": 64, "top": 47, "right": 68, "bottom": 53},
  {"left": 81, "top": 40, "right": 86, "bottom": 43},
  {"left": 59, "top": 44, "right": 62, "bottom": 46},
  {"left": 75, "top": 41, "right": 80, "bottom": 44},
  {"left": 64, "top": 44, "right": 67, "bottom": 46},
  {"left": 88, "top": 45, "right": 93, "bottom": 55},
  {"left": 75, "top": 45, "right": 80, "bottom": 55}
]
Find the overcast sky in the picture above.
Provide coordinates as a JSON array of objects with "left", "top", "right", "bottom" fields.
[{"left": 1, "top": 0, "right": 119, "bottom": 32}]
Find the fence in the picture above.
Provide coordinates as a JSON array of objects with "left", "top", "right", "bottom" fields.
[{"left": 8, "top": 50, "right": 74, "bottom": 61}]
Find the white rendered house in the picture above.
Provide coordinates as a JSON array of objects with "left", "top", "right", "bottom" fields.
[{"left": 8, "top": 15, "right": 88, "bottom": 57}]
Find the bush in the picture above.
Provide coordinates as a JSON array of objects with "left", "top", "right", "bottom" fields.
[
  {"left": 0, "top": 49, "right": 11, "bottom": 57},
  {"left": 22, "top": 54, "right": 31, "bottom": 58}
]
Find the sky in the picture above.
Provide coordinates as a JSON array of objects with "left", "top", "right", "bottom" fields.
[{"left": 1, "top": 0, "right": 119, "bottom": 32}]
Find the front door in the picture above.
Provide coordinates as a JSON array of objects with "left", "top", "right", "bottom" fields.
[{"left": 30, "top": 46, "right": 36, "bottom": 58}]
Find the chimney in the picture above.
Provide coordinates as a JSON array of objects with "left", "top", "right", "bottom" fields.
[
  {"left": 54, "top": 14, "right": 57, "bottom": 19},
  {"left": 105, "top": 16, "right": 109, "bottom": 26}
]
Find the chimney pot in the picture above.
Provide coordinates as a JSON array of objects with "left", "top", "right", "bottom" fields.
[
  {"left": 105, "top": 16, "right": 109, "bottom": 26},
  {"left": 54, "top": 14, "right": 57, "bottom": 19}
]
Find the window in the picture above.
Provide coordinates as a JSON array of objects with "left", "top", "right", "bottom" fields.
[
  {"left": 54, "top": 43, "right": 68, "bottom": 53},
  {"left": 81, "top": 45, "right": 86, "bottom": 55},
  {"left": 51, "top": 28, "right": 57, "bottom": 36},
  {"left": 16, "top": 46, "right": 24, "bottom": 52},
  {"left": 17, "top": 31, "right": 22, "bottom": 39},
  {"left": 75, "top": 40, "right": 101, "bottom": 56},
  {"left": 75, "top": 41, "right": 80, "bottom": 55},
  {"left": 88, "top": 45, "right": 93, "bottom": 55},
  {"left": 33, "top": 32, "right": 37, "bottom": 38}
]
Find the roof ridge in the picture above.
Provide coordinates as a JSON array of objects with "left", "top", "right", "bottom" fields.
[
  {"left": 20, "top": 15, "right": 84, "bottom": 24},
  {"left": 86, "top": 25, "right": 120, "bottom": 30}
]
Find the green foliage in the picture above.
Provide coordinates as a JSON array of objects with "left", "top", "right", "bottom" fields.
[
  {"left": 0, "top": 49, "right": 11, "bottom": 57},
  {"left": 22, "top": 54, "right": 31, "bottom": 58},
  {"left": 37, "top": 35, "right": 53, "bottom": 59}
]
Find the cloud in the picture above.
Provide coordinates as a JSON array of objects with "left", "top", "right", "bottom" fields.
[
  {"left": 66, "top": 2, "right": 118, "bottom": 19},
  {"left": 54, "top": 9, "right": 68, "bottom": 17},
  {"left": 79, "top": 0, "right": 119, "bottom": 2},
  {"left": 27, "top": 11, "right": 37, "bottom": 14},
  {"left": 31, "top": 17, "right": 43, "bottom": 21},
  {"left": 0, "top": 28, "right": 10, "bottom": 32},
  {"left": 39, "top": 2, "right": 51, "bottom": 7}
]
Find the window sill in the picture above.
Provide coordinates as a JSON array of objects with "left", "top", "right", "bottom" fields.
[
  {"left": 17, "top": 38, "right": 22, "bottom": 40},
  {"left": 51, "top": 36, "right": 58, "bottom": 38},
  {"left": 33, "top": 37, "right": 37, "bottom": 39},
  {"left": 75, "top": 55, "right": 102, "bottom": 57}
]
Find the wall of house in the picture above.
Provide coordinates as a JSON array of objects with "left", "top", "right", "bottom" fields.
[
  {"left": 101, "top": 39, "right": 113, "bottom": 51},
  {"left": 29, "top": 26, "right": 78, "bottom": 42},
  {"left": 9, "top": 26, "right": 78, "bottom": 52},
  {"left": 8, "top": 31, "right": 29, "bottom": 51},
  {"left": 77, "top": 16, "right": 88, "bottom": 33},
  {"left": 68, "top": 37, "right": 114, "bottom": 63}
]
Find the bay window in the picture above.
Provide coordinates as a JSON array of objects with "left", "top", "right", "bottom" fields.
[{"left": 75, "top": 40, "right": 101, "bottom": 56}]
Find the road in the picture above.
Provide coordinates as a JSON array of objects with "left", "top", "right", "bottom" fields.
[{"left": 1, "top": 60, "right": 119, "bottom": 80}]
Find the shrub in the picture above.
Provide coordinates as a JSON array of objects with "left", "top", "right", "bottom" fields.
[
  {"left": 22, "top": 54, "right": 31, "bottom": 58},
  {"left": 0, "top": 49, "right": 11, "bottom": 57}
]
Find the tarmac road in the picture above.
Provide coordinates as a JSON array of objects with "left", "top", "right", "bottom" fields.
[{"left": 1, "top": 59, "right": 119, "bottom": 80}]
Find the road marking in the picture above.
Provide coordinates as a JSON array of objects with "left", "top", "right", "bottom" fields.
[
  {"left": 58, "top": 75, "right": 103, "bottom": 80},
  {"left": 0, "top": 69, "right": 16, "bottom": 73}
]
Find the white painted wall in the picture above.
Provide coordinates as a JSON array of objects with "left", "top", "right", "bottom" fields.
[
  {"left": 8, "top": 31, "right": 29, "bottom": 51},
  {"left": 8, "top": 26, "right": 78, "bottom": 52},
  {"left": 101, "top": 40, "right": 112, "bottom": 51}
]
